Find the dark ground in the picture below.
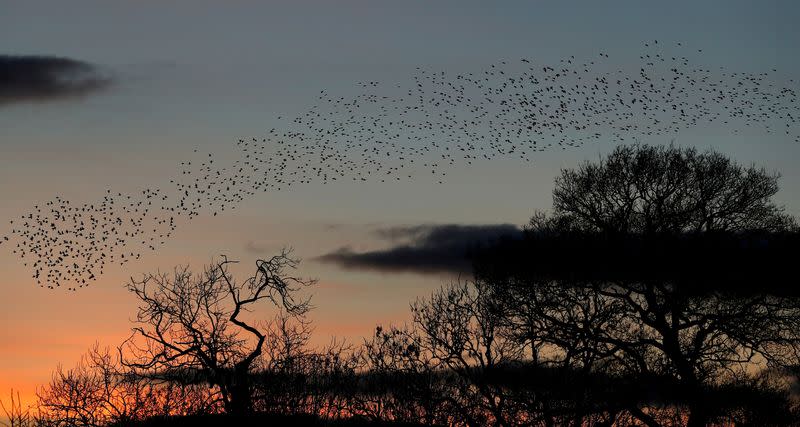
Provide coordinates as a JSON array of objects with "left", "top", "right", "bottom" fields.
[{"left": 113, "top": 413, "right": 430, "bottom": 427}]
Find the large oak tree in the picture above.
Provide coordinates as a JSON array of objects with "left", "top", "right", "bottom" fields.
[{"left": 476, "top": 144, "right": 800, "bottom": 426}]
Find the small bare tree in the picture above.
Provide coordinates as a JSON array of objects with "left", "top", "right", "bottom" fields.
[
  {"left": 1, "top": 389, "right": 34, "bottom": 427},
  {"left": 358, "top": 323, "right": 446, "bottom": 425},
  {"left": 251, "top": 314, "right": 359, "bottom": 418},
  {"left": 121, "top": 249, "right": 315, "bottom": 415},
  {"left": 409, "top": 280, "right": 526, "bottom": 427},
  {"left": 36, "top": 343, "right": 218, "bottom": 427}
]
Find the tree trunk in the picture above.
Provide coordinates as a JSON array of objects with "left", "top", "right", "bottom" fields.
[
  {"left": 628, "top": 406, "right": 662, "bottom": 427},
  {"left": 682, "top": 375, "right": 709, "bottom": 427},
  {"left": 686, "top": 398, "right": 709, "bottom": 427},
  {"left": 225, "top": 365, "right": 253, "bottom": 415}
]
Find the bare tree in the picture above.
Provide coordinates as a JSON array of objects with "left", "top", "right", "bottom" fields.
[
  {"left": 1, "top": 389, "right": 34, "bottom": 427},
  {"left": 250, "top": 314, "right": 360, "bottom": 419},
  {"left": 358, "top": 323, "right": 450, "bottom": 425},
  {"left": 551, "top": 144, "right": 796, "bottom": 235},
  {"left": 35, "top": 344, "right": 217, "bottom": 427},
  {"left": 478, "top": 144, "right": 800, "bottom": 426},
  {"left": 121, "top": 249, "right": 315, "bottom": 415},
  {"left": 409, "top": 280, "right": 527, "bottom": 427}
]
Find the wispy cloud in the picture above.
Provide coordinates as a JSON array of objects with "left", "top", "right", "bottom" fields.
[
  {"left": 316, "top": 223, "right": 522, "bottom": 275},
  {"left": 0, "top": 55, "right": 112, "bottom": 105},
  {"left": 244, "top": 240, "right": 270, "bottom": 255}
]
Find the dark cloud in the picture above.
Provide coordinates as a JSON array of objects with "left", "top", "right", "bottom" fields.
[
  {"left": 0, "top": 55, "right": 111, "bottom": 105},
  {"left": 316, "top": 223, "right": 522, "bottom": 274},
  {"left": 473, "top": 230, "right": 800, "bottom": 296}
]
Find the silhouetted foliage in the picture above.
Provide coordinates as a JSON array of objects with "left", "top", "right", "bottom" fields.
[
  {"left": 108, "top": 412, "right": 430, "bottom": 427},
  {"left": 473, "top": 144, "right": 800, "bottom": 426},
  {"left": 35, "top": 344, "right": 217, "bottom": 427}
]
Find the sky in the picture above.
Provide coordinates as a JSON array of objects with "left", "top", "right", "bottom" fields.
[{"left": 2, "top": 0, "right": 800, "bottom": 410}]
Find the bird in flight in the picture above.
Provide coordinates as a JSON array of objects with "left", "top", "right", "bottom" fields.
[{"left": 2, "top": 41, "right": 797, "bottom": 289}]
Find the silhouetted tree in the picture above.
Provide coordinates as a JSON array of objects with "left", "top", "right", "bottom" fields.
[
  {"left": 121, "top": 249, "right": 315, "bottom": 415},
  {"left": 550, "top": 144, "right": 795, "bottom": 235},
  {"left": 250, "top": 313, "right": 359, "bottom": 419},
  {"left": 477, "top": 144, "right": 800, "bottom": 426},
  {"left": 358, "top": 323, "right": 452, "bottom": 425},
  {"left": 1, "top": 389, "right": 35, "bottom": 427},
  {"left": 408, "top": 280, "right": 525, "bottom": 426},
  {"left": 36, "top": 344, "right": 217, "bottom": 427}
]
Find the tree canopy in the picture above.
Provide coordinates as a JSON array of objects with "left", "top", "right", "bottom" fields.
[{"left": 473, "top": 144, "right": 800, "bottom": 427}]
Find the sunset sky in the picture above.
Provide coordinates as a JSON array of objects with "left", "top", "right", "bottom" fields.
[{"left": 2, "top": 0, "right": 800, "bottom": 410}]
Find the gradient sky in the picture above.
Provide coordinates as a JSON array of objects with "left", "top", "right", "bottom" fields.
[{"left": 2, "top": 0, "right": 800, "bottom": 409}]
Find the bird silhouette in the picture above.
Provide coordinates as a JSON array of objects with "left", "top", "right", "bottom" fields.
[{"left": 1, "top": 41, "right": 797, "bottom": 289}]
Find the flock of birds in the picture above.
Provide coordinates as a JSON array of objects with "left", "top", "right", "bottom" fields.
[{"left": 1, "top": 41, "right": 798, "bottom": 290}]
